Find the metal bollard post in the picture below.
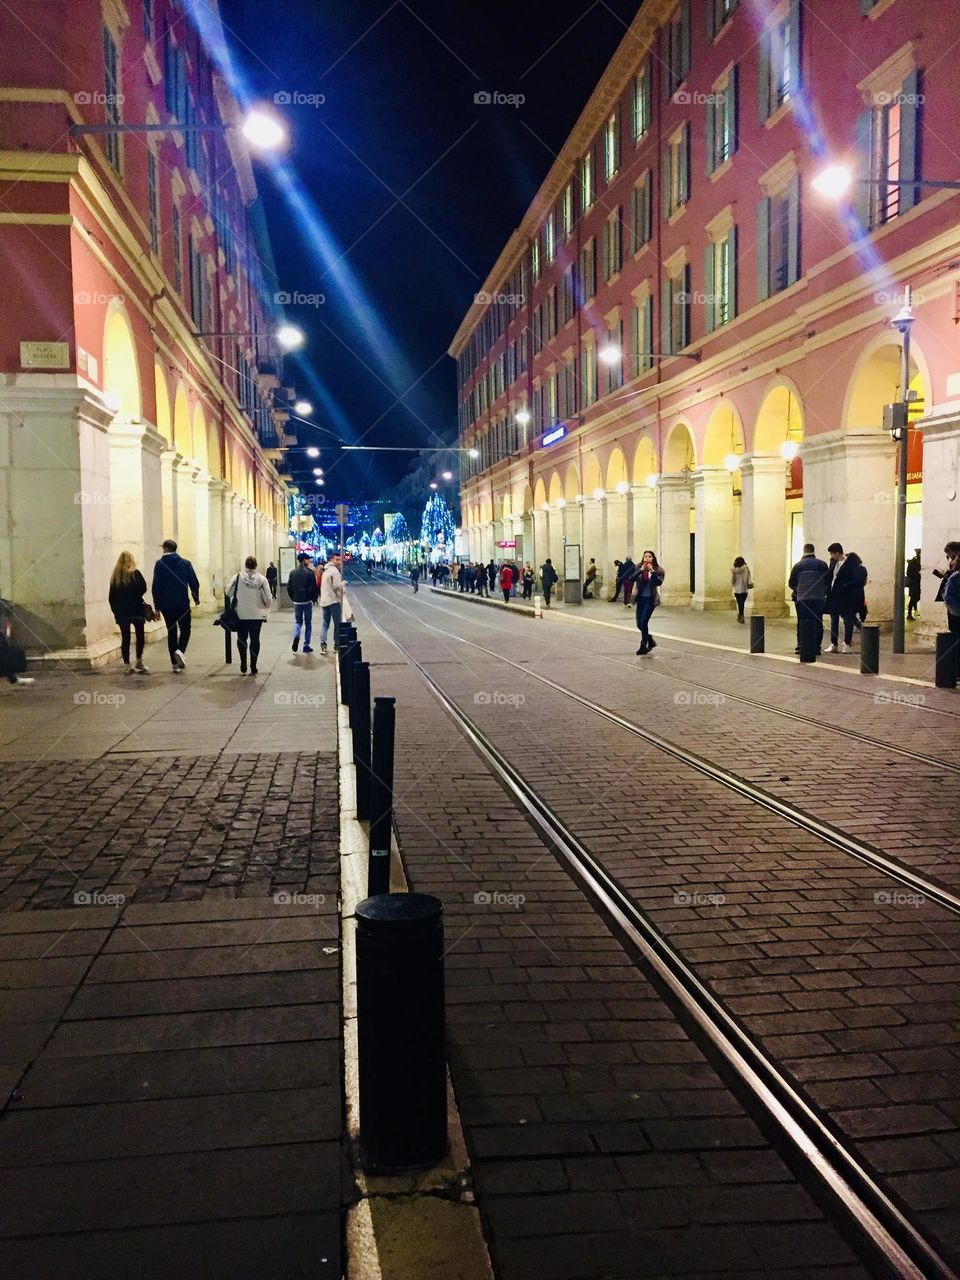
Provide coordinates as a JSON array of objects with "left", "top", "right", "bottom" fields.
[
  {"left": 337, "top": 634, "right": 351, "bottom": 704},
  {"left": 352, "top": 661, "right": 372, "bottom": 821},
  {"left": 749, "top": 615, "right": 765, "bottom": 654},
  {"left": 797, "top": 615, "right": 818, "bottom": 663},
  {"left": 368, "top": 696, "right": 396, "bottom": 897},
  {"left": 356, "top": 892, "right": 447, "bottom": 1172},
  {"left": 860, "top": 625, "right": 880, "bottom": 675},
  {"left": 935, "top": 632, "right": 959, "bottom": 689},
  {"left": 347, "top": 641, "right": 363, "bottom": 725}
]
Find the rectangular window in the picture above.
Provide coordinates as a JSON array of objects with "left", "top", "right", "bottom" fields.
[
  {"left": 189, "top": 239, "right": 204, "bottom": 329},
  {"left": 143, "top": 0, "right": 155, "bottom": 44},
  {"left": 560, "top": 182, "right": 575, "bottom": 238},
  {"left": 603, "top": 210, "right": 622, "bottom": 281},
  {"left": 707, "top": 66, "right": 738, "bottom": 173},
  {"left": 147, "top": 150, "right": 159, "bottom": 253},
  {"left": 705, "top": 226, "right": 737, "bottom": 331},
  {"left": 580, "top": 149, "right": 595, "bottom": 211},
  {"left": 581, "top": 341, "right": 597, "bottom": 408},
  {"left": 531, "top": 236, "right": 541, "bottom": 284},
  {"left": 546, "top": 374, "right": 558, "bottom": 425},
  {"left": 759, "top": 1, "right": 801, "bottom": 120},
  {"left": 532, "top": 305, "right": 542, "bottom": 354},
  {"left": 707, "top": 0, "right": 738, "bottom": 39},
  {"left": 662, "top": 265, "right": 690, "bottom": 355},
  {"left": 559, "top": 265, "right": 575, "bottom": 325},
  {"left": 633, "top": 60, "right": 652, "bottom": 141},
  {"left": 171, "top": 204, "right": 182, "bottom": 293},
  {"left": 756, "top": 176, "right": 800, "bottom": 300},
  {"left": 605, "top": 321, "right": 624, "bottom": 393},
  {"left": 604, "top": 110, "right": 620, "bottom": 182},
  {"left": 185, "top": 91, "right": 199, "bottom": 173},
  {"left": 545, "top": 286, "right": 557, "bottom": 341},
  {"left": 663, "top": 0, "right": 691, "bottom": 99},
  {"left": 544, "top": 212, "right": 556, "bottom": 265},
  {"left": 632, "top": 172, "right": 653, "bottom": 252},
  {"left": 102, "top": 26, "right": 122, "bottom": 172},
  {"left": 632, "top": 296, "right": 654, "bottom": 376},
  {"left": 578, "top": 238, "right": 597, "bottom": 305},
  {"left": 857, "top": 73, "right": 921, "bottom": 231},
  {"left": 662, "top": 124, "right": 690, "bottom": 218}
]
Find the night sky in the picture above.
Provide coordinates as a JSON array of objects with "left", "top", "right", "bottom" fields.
[{"left": 216, "top": 0, "right": 641, "bottom": 512}]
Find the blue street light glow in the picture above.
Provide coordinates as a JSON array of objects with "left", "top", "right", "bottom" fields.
[{"left": 541, "top": 425, "right": 567, "bottom": 447}]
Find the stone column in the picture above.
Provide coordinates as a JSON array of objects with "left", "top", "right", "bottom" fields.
[
  {"left": 692, "top": 466, "right": 736, "bottom": 611},
  {"left": 657, "top": 473, "right": 692, "bottom": 605},
  {"left": 802, "top": 429, "right": 897, "bottom": 623},
  {"left": 229, "top": 492, "right": 245, "bottom": 575},
  {"left": 173, "top": 457, "right": 198, "bottom": 559},
  {"left": 532, "top": 508, "right": 548, "bottom": 572},
  {"left": 605, "top": 490, "right": 629, "bottom": 592},
  {"left": 191, "top": 468, "right": 212, "bottom": 604},
  {"left": 741, "top": 454, "right": 789, "bottom": 618},
  {"left": 208, "top": 479, "right": 227, "bottom": 601},
  {"left": 917, "top": 401, "right": 960, "bottom": 641},
  {"left": 630, "top": 483, "right": 657, "bottom": 557},
  {"left": 107, "top": 419, "right": 165, "bottom": 574},
  {"left": 160, "top": 446, "right": 177, "bottom": 542}
]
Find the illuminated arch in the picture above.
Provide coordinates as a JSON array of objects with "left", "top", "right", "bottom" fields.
[
  {"left": 521, "top": 483, "right": 534, "bottom": 514},
  {"left": 206, "top": 418, "right": 222, "bottom": 477},
  {"left": 173, "top": 383, "right": 191, "bottom": 457},
  {"left": 564, "top": 463, "right": 580, "bottom": 501},
  {"left": 533, "top": 476, "right": 547, "bottom": 509},
  {"left": 102, "top": 305, "right": 141, "bottom": 419},
  {"left": 605, "top": 446, "right": 628, "bottom": 490},
  {"left": 153, "top": 364, "right": 172, "bottom": 444},
  {"left": 632, "top": 437, "right": 657, "bottom": 483},
  {"left": 548, "top": 471, "right": 563, "bottom": 505},
  {"left": 663, "top": 420, "right": 696, "bottom": 472},
  {"left": 702, "top": 400, "right": 745, "bottom": 467},
  {"left": 754, "top": 380, "right": 804, "bottom": 454},
  {"left": 842, "top": 336, "right": 929, "bottom": 431},
  {"left": 582, "top": 455, "right": 603, "bottom": 496},
  {"left": 192, "top": 403, "right": 209, "bottom": 470}
]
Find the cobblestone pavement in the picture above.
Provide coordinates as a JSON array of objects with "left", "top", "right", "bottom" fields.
[
  {"left": 353, "top": 583, "right": 875, "bottom": 1280},
  {"left": 355, "top": 575, "right": 960, "bottom": 1277}
]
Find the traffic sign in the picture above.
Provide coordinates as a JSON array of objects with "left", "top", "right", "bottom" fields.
[{"left": 335, "top": 503, "right": 349, "bottom": 522}]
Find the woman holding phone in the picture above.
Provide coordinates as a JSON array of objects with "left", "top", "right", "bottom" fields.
[{"left": 632, "top": 550, "right": 665, "bottom": 655}]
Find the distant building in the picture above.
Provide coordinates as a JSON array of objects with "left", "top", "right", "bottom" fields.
[
  {"left": 451, "top": 0, "right": 959, "bottom": 628},
  {"left": 0, "top": 0, "right": 293, "bottom": 662}
]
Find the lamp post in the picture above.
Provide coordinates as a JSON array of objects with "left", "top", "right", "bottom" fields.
[
  {"left": 69, "top": 107, "right": 288, "bottom": 150},
  {"left": 889, "top": 288, "right": 915, "bottom": 655},
  {"left": 599, "top": 344, "right": 702, "bottom": 366}
]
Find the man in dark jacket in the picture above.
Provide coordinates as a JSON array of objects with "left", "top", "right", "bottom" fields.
[
  {"left": 618, "top": 556, "right": 636, "bottom": 606},
  {"left": 824, "top": 542, "right": 862, "bottom": 652},
  {"left": 152, "top": 538, "right": 200, "bottom": 672},
  {"left": 788, "top": 543, "right": 829, "bottom": 656},
  {"left": 487, "top": 560, "right": 497, "bottom": 590},
  {"left": 540, "top": 558, "right": 558, "bottom": 608},
  {"left": 906, "top": 549, "right": 921, "bottom": 621},
  {"left": 266, "top": 561, "right": 278, "bottom": 598},
  {"left": 287, "top": 552, "right": 319, "bottom": 653}
]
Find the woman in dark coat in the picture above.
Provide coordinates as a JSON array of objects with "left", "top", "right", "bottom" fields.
[
  {"left": 109, "top": 551, "right": 150, "bottom": 673},
  {"left": 631, "top": 550, "right": 665, "bottom": 655}
]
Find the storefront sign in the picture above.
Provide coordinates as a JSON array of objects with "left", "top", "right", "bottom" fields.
[
  {"left": 496, "top": 539, "right": 516, "bottom": 548},
  {"left": 20, "top": 341, "right": 70, "bottom": 369},
  {"left": 541, "top": 424, "right": 567, "bottom": 447}
]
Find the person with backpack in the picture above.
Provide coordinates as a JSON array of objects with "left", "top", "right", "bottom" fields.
[
  {"left": 225, "top": 556, "right": 272, "bottom": 675},
  {"left": 109, "top": 551, "right": 151, "bottom": 673},
  {"left": 287, "top": 551, "right": 319, "bottom": 653},
  {"left": 540, "top": 558, "right": 558, "bottom": 608}
]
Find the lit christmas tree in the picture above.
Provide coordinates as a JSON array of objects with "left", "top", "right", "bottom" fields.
[
  {"left": 390, "top": 513, "right": 411, "bottom": 543},
  {"left": 420, "top": 493, "right": 455, "bottom": 550}
]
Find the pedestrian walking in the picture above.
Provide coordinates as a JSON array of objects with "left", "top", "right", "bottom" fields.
[
  {"left": 609, "top": 559, "right": 625, "bottom": 602},
  {"left": 788, "top": 543, "right": 829, "bottom": 656},
  {"left": 731, "top": 557, "right": 752, "bottom": 623},
  {"left": 906, "top": 549, "right": 921, "bottom": 621},
  {"left": 109, "top": 551, "right": 151, "bottom": 673},
  {"left": 152, "top": 538, "right": 200, "bottom": 673},
  {"left": 226, "top": 556, "right": 272, "bottom": 675},
  {"left": 487, "top": 559, "right": 497, "bottom": 592},
  {"left": 621, "top": 555, "right": 636, "bottom": 606},
  {"left": 540, "top": 558, "right": 558, "bottom": 608},
  {"left": 478, "top": 562, "right": 490, "bottom": 597},
  {"left": 633, "top": 551, "right": 664, "bottom": 655},
  {"left": 824, "top": 543, "right": 861, "bottom": 652},
  {"left": 522, "top": 563, "right": 535, "bottom": 600},
  {"left": 266, "top": 561, "right": 278, "bottom": 599},
  {"left": 410, "top": 563, "right": 420, "bottom": 593},
  {"left": 583, "top": 558, "right": 598, "bottom": 599},
  {"left": 933, "top": 542, "right": 960, "bottom": 608},
  {"left": 500, "top": 563, "right": 515, "bottom": 603},
  {"left": 943, "top": 547, "right": 960, "bottom": 636},
  {"left": 287, "top": 550, "right": 319, "bottom": 654},
  {"left": 846, "top": 552, "right": 868, "bottom": 630},
  {"left": 366, "top": 559, "right": 374, "bottom": 578},
  {"left": 320, "top": 553, "right": 344, "bottom": 653}
]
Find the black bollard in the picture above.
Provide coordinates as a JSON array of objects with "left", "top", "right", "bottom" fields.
[
  {"left": 224, "top": 626, "right": 233, "bottom": 665},
  {"left": 340, "top": 638, "right": 359, "bottom": 709},
  {"left": 368, "top": 697, "right": 396, "bottom": 897},
  {"left": 337, "top": 635, "right": 351, "bottom": 704},
  {"left": 935, "top": 632, "right": 959, "bottom": 689},
  {"left": 347, "top": 641, "right": 363, "bottom": 724},
  {"left": 797, "top": 614, "right": 818, "bottom": 663},
  {"left": 352, "top": 661, "right": 372, "bottom": 821},
  {"left": 860, "top": 624, "right": 880, "bottom": 675},
  {"left": 356, "top": 892, "right": 447, "bottom": 1172},
  {"left": 749, "top": 615, "right": 765, "bottom": 654}
]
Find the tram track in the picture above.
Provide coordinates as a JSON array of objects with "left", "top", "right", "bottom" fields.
[{"left": 355, "top": 582, "right": 959, "bottom": 1280}]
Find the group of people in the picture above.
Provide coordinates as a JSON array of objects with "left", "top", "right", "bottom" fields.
[
  {"left": 429, "top": 559, "right": 528, "bottom": 602},
  {"left": 107, "top": 540, "right": 347, "bottom": 676}
]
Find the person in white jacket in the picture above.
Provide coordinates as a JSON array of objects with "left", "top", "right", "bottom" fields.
[
  {"left": 319, "top": 553, "right": 344, "bottom": 654},
  {"left": 226, "top": 556, "right": 272, "bottom": 675}
]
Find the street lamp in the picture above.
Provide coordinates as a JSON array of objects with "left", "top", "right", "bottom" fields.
[
  {"left": 442, "top": 470, "right": 453, "bottom": 480},
  {"left": 780, "top": 439, "right": 800, "bottom": 461},
  {"left": 468, "top": 448, "right": 480, "bottom": 459},
  {"left": 516, "top": 409, "right": 532, "bottom": 425},
  {"left": 429, "top": 482, "right": 438, "bottom": 490},
  {"left": 295, "top": 401, "right": 315, "bottom": 417},
  {"left": 276, "top": 323, "right": 305, "bottom": 351},
  {"left": 599, "top": 342, "right": 702, "bottom": 365},
  {"left": 197, "top": 323, "right": 305, "bottom": 349},
  {"left": 812, "top": 163, "right": 960, "bottom": 198},
  {"left": 312, "top": 467, "right": 324, "bottom": 476},
  {"left": 888, "top": 287, "right": 915, "bottom": 655},
  {"left": 70, "top": 105, "right": 288, "bottom": 151},
  {"left": 305, "top": 446, "right": 320, "bottom": 458}
]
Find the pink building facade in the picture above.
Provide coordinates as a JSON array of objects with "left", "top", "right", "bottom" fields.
[
  {"left": 0, "top": 0, "right": 294, "bottom": 663},
  {"left": 451, "top": 0, "right": 960, "bottom": 629}
]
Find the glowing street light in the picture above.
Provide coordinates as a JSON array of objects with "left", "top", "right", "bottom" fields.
[
  {"left": 241, "top": 109, "right": 287, "bottom": 151},
  {"left": 724, "top": 453, "right": 741, "bottom": 473},
  {"left": 599, "top": 343, "right": 622, "bottom": 366},
  {"left": 305, "top": 446, "right": 320, "bottom": 458},
  {"left": 295, "top": 401, "right": 314, "bottom": 417},
  {"left": 646, "top": 473, "right": 659, "bottom": 488},
  {"left": 429, "top": 482, "right": 438, "bottom": 490},
  {"left": 276, "top": 323, "right": 305, "bottom": 351},
  {"left": 811, "top": 165, "right": 853, "bottom": 199},
  {"left": 515, "top": 409, "right": 531, "bottom": 425},
  {"left": 442, "top": 470, "right": 453, "bottom": 480},
  {"left": 468, "top": 448, "right": 479, "bottom": 459},
  {"left": 312, "top": 467, "right": 324, "bottom": 476},
  {"left": 780, "top": 439, "right": 800, "bottom": 461}
]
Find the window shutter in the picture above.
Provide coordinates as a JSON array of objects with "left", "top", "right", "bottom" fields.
[
  {"left": 707, "top": 0, "right": 716, "bottom": 41},
  {"left": 705, "top": 242, "right": 716, "bottom": 334},
  {"left": 900, "top": 69, "right": 921, "bottom": 211},
  {"left": 786, "top": 0, "right": 802, "bottom": 93},
  {"left": 643, "top": 295, "right": 654, "bottom": 371},
  {"left": 727, "top": 224, "right": 738, "bottom": 320},
  {"left": 661, "top": 25, "right": 672, "bottom": 100},
  {"left": 632, "top": 185, "right": 640, "bottom": 254},
  {"left": 661, "top": 276, "right": 673, "bottom": 355},
  {"left": 786, "top": 174, "right": 801, "bottom": 286},
  {"left": 662, "top": 145, "right": 673, "bottom": 219},
  {"left": 759, "top": 28, "right": 771, "bottom": 121},
  {"left": 680, "top": 0, "right": 691, "bottom": 81},
  {"left": 679, "top": 123, "right": 690, "bottom": 205},
  {"left": 643, "top": 174, "right": 653, "bottom": 244},
  {"left": 756, "top": 197, "right": 770, "bottom": 301},
  {"left": 854, "top": 108, "right": 872, "bottom": 233},
  {"left": 681, "top": 265, "right": 691, "bottom": 348},
  {"left": 642, "top": 55, "right": 652, "bottom": 132},
  {"left": 860, "top": 0, "right": 874, "bottom": 16},
  {"left": 706, "top": 97, "right": 717, "bottom": 176},
  {"left": 729, "top": 63, "right": 739, "bottom": 155}
]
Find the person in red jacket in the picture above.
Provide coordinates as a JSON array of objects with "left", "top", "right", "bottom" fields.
[{"left": 499, "top": 563, "right": 514, "bottom": 603}]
